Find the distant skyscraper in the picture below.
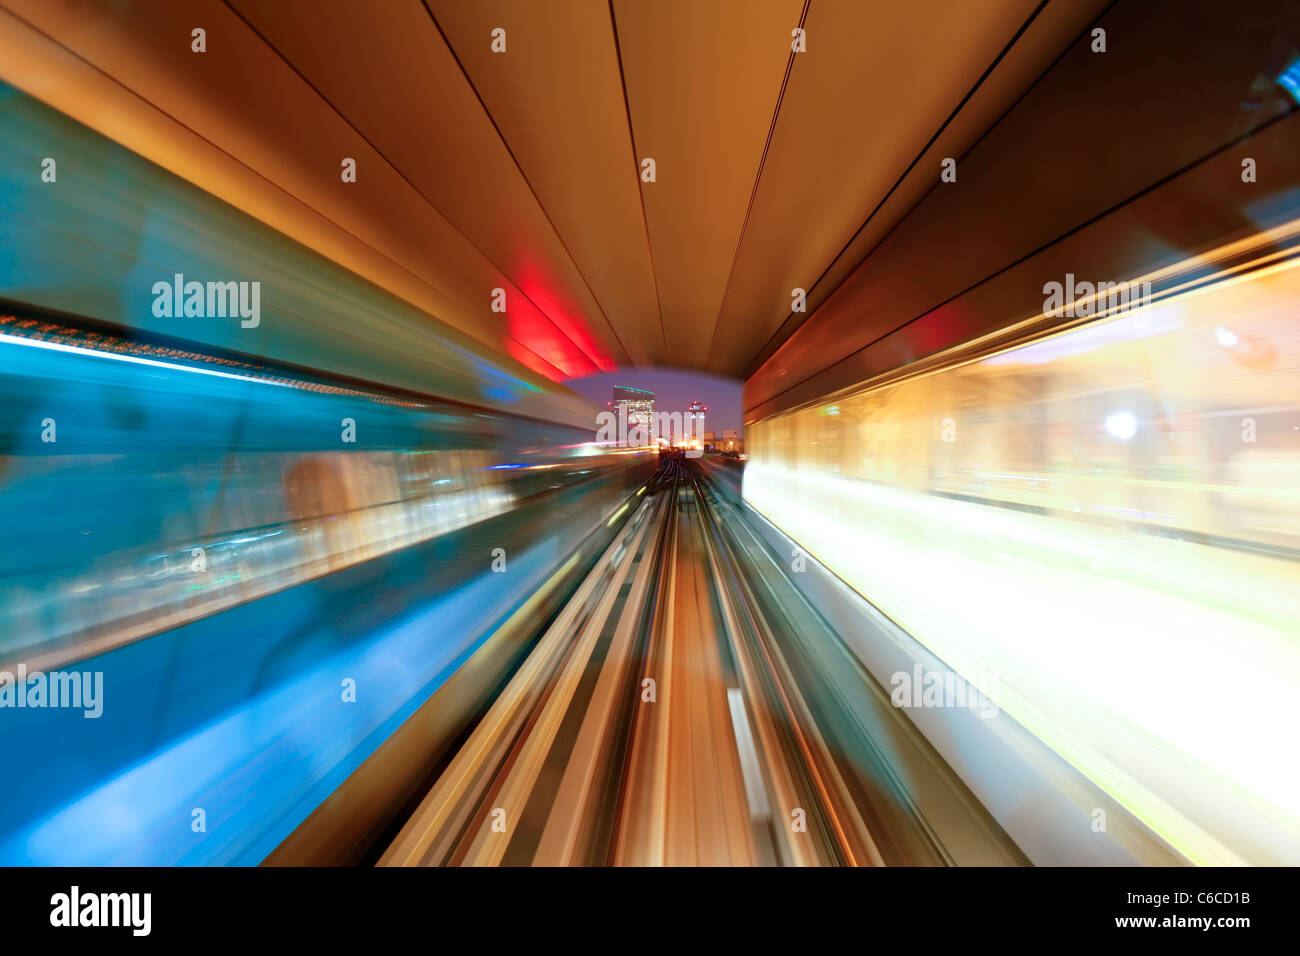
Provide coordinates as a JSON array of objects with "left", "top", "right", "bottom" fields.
[
  {"left": 688, "top": 401, "right": 706, "bottom": 442},
  {"left": 612, "top": 385, "right": 655, "bottom": 443}
]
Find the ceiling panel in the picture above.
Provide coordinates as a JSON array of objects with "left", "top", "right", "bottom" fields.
[
  {"left": 430, "top": 0, "right": 666, "bottom": 367},
  {"left": 230, "top": 0, "right": 630, "bottom": 372},
  {"left": 740, "top": 0, "right": 1111, "bottom": 379},
  {"left": 612, "top": 0, "right": 803, "bottom": 366},
  {"left": 745, "top": 0, "right": 1300, "bottom": 418},
  {"left": 0, "top": 0, "right": 1122, "bottom": 388},
  {"left": 705, "top": 0, "right": 1042, "bottom": 376}
]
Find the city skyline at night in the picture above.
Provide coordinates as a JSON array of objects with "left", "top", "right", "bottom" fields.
[{"left": 568, "top": 367, "right": 743, "bottom": 435}]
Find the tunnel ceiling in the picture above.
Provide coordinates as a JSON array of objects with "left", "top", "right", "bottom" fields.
[{"left": 0, "top": 0, "right": 1102, "bottom": 382}]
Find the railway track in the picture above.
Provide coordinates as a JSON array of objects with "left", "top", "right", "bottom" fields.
[{"left": 381, "top": 456, "right": 1024, "bottom": 866}]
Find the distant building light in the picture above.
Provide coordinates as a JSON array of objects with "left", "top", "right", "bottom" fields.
[
  {"left": 1105, "top": 411, "right": 1138, "bottom": 441},
  {"left": 1214, "top": 326, "right": 1238, "bottom": 347}
]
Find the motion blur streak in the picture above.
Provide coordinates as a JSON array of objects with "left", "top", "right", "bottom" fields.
[
  {"left": 0, "top": 311, "right": 636, "bottom": 673},
  {"left": 0, "top": 305, "right": 656, "bottom": 865},
  {"left": 381, "top": 456, "right": 1024, "bottom": 867},
  {"left": 2, "top": 0, "right": 1298, "bottom": 870},
  {"left": 745, "top": 234, "right": 1300, "bottom": 865}
]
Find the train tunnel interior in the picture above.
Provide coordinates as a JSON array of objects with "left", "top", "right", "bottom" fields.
[{"left": 1, "top": 0, "right": 1298, "bottom": 869}]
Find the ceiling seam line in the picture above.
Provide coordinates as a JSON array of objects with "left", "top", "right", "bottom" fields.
[
  {"left": 3, "top": 5, "right": 571, "bottom": 383},
  {"left": 422, "top": 0, "right": 636, "bottom": 370},
  {"left": 740, "top": 0, "right": 1057, "bottom": 379},
  {"left": 704, "top": 0, "right": 810, "bottom": 373},
  {"left": 608, "top": 0, "right": 671, "bottom": 366},
  {"left": 222, "top": 0, "right": 604, "bottom": 377}
]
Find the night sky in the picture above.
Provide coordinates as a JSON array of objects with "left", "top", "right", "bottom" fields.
[{"left": 565, "top": 367, "right": 744, "bottom": 435}]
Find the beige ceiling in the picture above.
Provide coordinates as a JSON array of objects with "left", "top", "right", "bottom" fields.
[{"left": 0, "top": 0, "right": 1100, "bottom": 383}]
